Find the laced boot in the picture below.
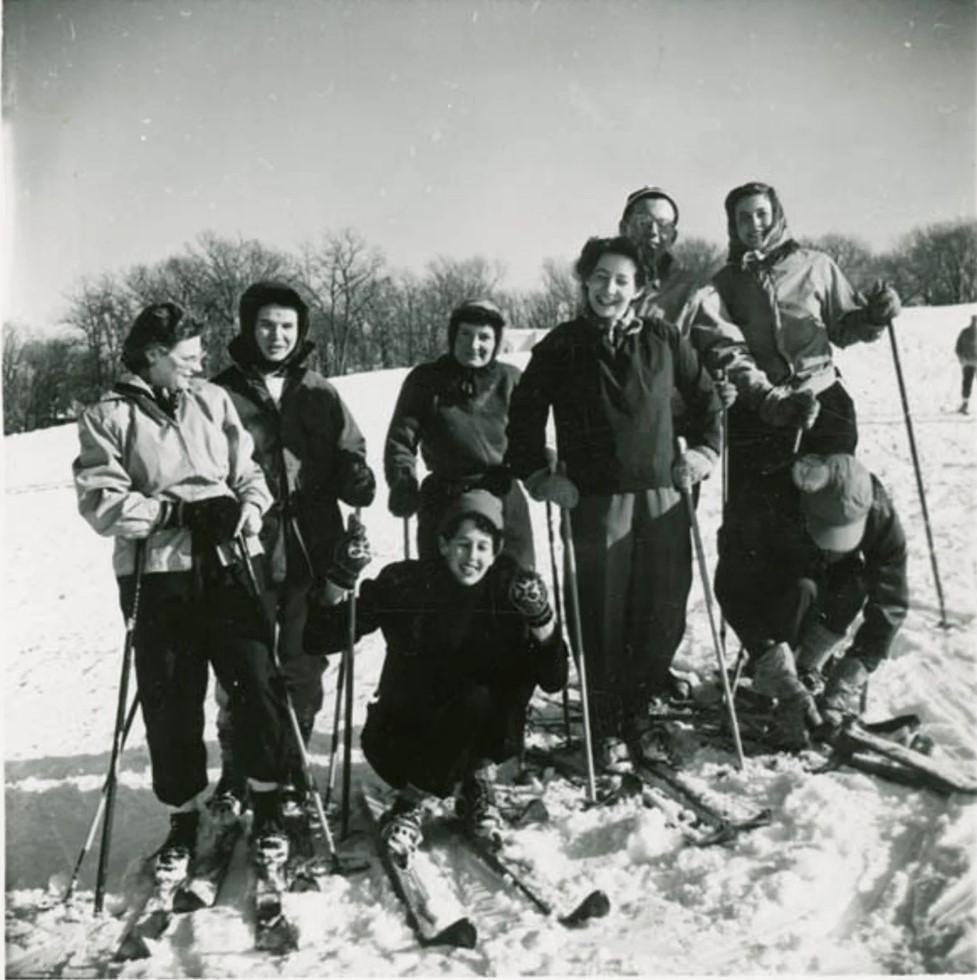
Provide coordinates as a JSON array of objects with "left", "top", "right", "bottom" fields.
[
  {"left": 208, "top": 770, "right": 249, "bottom": 824},
  {"left": 378, "top": 794, "right": 425, "bottom": 868},
  {"left": 250, "top": 789, "right": 289, "bottom": 869},
  {"left": 157, "top": 810, "right": 199, "bottom": 876},
  {"left": 456, "top": 768, "right": 504, "bottom": 850}
]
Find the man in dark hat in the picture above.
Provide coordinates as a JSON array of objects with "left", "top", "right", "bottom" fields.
[
  {"left": 304, "top": 489, "right": 568, "bottom": 867},
  {"left": 209, "top": 280, "right": 376, "bottom": 820},
  {"left": 719, "top": 453, "right": 909, "bottom": 747}
]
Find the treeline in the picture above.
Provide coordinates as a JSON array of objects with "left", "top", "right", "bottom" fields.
[{"left": 3, "top": 218, "right": 976, "bottom": 435}]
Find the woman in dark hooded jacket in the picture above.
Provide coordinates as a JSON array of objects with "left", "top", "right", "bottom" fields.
[
  {"left": 209, "top": 281, "right": 375, "bottom": 812},
  {"left": 383, "top": 299, "right": 534, "bottom": 567}
]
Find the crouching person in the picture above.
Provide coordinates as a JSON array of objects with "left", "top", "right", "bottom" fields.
[
  {"left": 303, "top": 490, "right": 568, "bottom": 866},
  {"left": 718, "top": 453, "right": 908, "bottom": 748}
]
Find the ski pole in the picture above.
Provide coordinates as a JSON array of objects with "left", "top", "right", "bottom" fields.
[
  {"left": 713, "top": 369, "right": 729, "bottom": 658},
  {"left": 321, "top": 646, "right": 346, "bottom": 812},
  {"left": 677, "top": 438, "right": 745, "bottom": 769},
  {"left": 886, "top": 319, "right": 948, "bottom": 627},
  {"left": 403, "top": 516, "right": 411, "bottom": 560},
  {"left": 341, "top": 508, "right": 362, "bottom": 838},
  {"left": 235, "top": 537, "right": 349, "bottom": 874},
  {"left": 559, "top": 502, "right": 598, "bottom": 803},
  {"left": 545, "top": 497, "right": 573, "bottom": 747},
  {"left": 94, "top": 539, "right": 147, "bottom": 914},
  {"left": 64, "top": 695, "right": 139, "bottom": 903}
]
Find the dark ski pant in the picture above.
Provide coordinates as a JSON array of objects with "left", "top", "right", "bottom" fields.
[
  {"left": 962, "top": 364, "right": 976, "bottom": 400},
  {"left": 569, "top": 488, "right": 692, "bottom": 740},
  {"left": 118, "top": 564, "right": 289, "bottom": 808},
  {"left": 417, "top": 476, "right": 536, "bottom": 569},
  {"left": 361, "top": 681, "right": 532, "bottom": 798},
  {"left": 214, "top": 575, "right": 328, "bottom": 788}
]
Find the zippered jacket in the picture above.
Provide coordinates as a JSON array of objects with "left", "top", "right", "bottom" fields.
[
  {"left": 73, "top": 373, "right": 272, "bottom": 577},
  {"left": 211, "top": 339, "right": 367, "bottom": 583}
]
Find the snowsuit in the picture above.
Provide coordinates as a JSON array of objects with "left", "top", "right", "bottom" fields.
[
  {"left": 955, "top": 320, "right": 977, "bottom": 400},
  {"left": 384, "top": 353, "right": 534, "bottom": 566},
  {"left": 505, "top": 314, "right": 722, "bottom": 738},
  {"left": 716, "top": 474, "right": 908, "bottom": 669},
  {"left": 73, "top": 374, "right": 286, "bottom": 807},
  {"left": 210, "top": 339, "right": 370, "bottom": 780},
  {"left": 303, "top": 555, "right": 568, "bottom": 796}
]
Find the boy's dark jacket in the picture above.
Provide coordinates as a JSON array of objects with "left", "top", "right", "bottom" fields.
[
  {"left": 212, "top": 339, "right": 367, "bottom": 584},
  {"left": 304, "top": 554, "right": 568, "bottom": 724}
]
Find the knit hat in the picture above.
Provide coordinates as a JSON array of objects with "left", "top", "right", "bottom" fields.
[
  {"left": 437, "top": 489, "right": 505, "bottom": 538},
  {"left": 447, "top": 298, "right": 506, "bottom": 355},
  {"left": 121, "top": 303, "right": 203, "bottom": 371},
  {"left": 620, "top": 186, "right": 680, "bottom": 225},
  {"left": 792, "top": 454, "right": 873, "bottom": 553},
  {"left": 237, "top": 281, "right": 310, "bottom": 366}
]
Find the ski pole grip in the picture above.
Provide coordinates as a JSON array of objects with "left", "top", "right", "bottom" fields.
[{"left": 676, "top": 436, "right": 688, "bottom": 459}]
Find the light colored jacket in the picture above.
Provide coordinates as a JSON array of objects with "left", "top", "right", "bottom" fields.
[
  {"left": 73, "top": 373, "right": 272, "bottom": 577},
  {"left": 691, "top": 247, "right": 865, "bottom": 410}
]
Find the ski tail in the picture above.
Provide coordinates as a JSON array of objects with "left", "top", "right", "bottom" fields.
[
  {"left": 360, "top": 784, "right": 477, "bottom": 949},
  {"left": 113, "top": 855, "right": 189, "bottom": 962}
]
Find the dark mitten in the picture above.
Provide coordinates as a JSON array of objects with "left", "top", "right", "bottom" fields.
[
  {"left": 177, "top": 496, "right": 242, "bottom": 547},
  {"left": 758, "top": 387, "right": 821, "bottom": 430},
  {"left": 337, "top": 453, "right": 376, "bottom": 508},
  {"left": 509, "top": 569, "right": 554, "bottom": 629},
  {"left": 326, "top": 515, "right": 372, "bottom": 590},
  {"left": 863, "top": 280, "right": 901, "bottom": 326},
  {"left": 481, "top": 465, "right": 513, "bottom": 498},
  {"left": 819, "top": 654, "right": 870, "bottom": 731},
  {"left": 388, "top": 473, "right": 420, "bottom": 518}
]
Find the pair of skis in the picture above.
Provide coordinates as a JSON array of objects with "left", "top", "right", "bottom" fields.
[
  {"left": 360, "top": 785, "right": 609, "bottom": 949},
  {"left": 114, "top": 817, "right": 243, "bottom": 961}
]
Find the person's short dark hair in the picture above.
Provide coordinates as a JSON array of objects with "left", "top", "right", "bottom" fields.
[
  {"left": 574, "top": 236, "right": 647, "bottom": 290},
  {"left": 447, "top": 298, "right": 506, "bottom": 354},
  {"left": 238, "top": 281, "right": 310, "bottom": 340},
  {"left": 438, "top": 511, "right": 503, "bottom": 552},
  {"left": 121, "top": 303, "right": 203, "bottom": 372}
]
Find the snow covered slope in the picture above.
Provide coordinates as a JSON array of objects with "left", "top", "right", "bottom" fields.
[{"left": 4, "top": 304, "right": 976, "bottom": 976}]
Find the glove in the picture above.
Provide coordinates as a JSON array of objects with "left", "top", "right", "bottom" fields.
[
  {"left": 524, "top": 469, "right": 579, "bottom": 509},
  {"left": 672, "top": 447, "right": 714, "bottom": 491},
  {"left": 862, "top": 280, "right": 901, "bottom": 327},
  {"left": 758, "top": 386, "right": 821, "bottom": 430},
  {"left": 795, "top": 620, "right": 845, "bottom": 674},
  {"left": 236, "top": 502, "right": 264, "bottom": 538},
  {"left": 819, "top": 654, "right": 870, "bottom": 732},
  {"left": 387, "top": 473, "right": 420, "bottom": 518},
  {"left": 712, "top": 371, "right": 738, "bottom": 410},
  {"left": 325, "top": 515, "right": 372, "bottom": 591},
  {"left": 508, "top": 569, "right": 554, "bottom": 628},
  {"left": 773, "top": 691, "right": 824, "bottom": 751},
  {"left": 336, "top": 454, "right": 376, "bottom": 508},
  {"left": 754, "top": 642, "right": 823, "bottom": 750},
  {"left": 175, "top": 496, "right": 242, "bottom": 547}
]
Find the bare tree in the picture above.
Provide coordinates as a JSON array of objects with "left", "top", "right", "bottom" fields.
[
  {"left": 62, "top": 274, "right": 136, "bottom": 392},
  {"left": 673, "top": 236, "right": 724, "bottom": 288},
  {"left": 880, "top": 219, "right": 977, "bottom": 306},
  {"left": 295, "top": 229, "right": 388, "bottom": 374}
]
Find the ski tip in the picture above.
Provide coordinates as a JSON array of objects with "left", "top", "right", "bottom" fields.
[
  {"left": 558, "top": 889, "right": 610, "bottom": 927},
  {"left": 113, "top": 934, "right": 152, "bottom": 962},
  {"left": 255, "top": 916, "right": 300, "bottom": 955},
  {"left": 424, "top": 916, "right": 477, "bottom": 949},
  {"left": 172, "top": 888, "right": 207, "bottom": 914}
]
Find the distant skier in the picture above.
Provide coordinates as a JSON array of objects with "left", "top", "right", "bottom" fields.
[
  {"left": 303, "top": 490, "right": 567, "bottom": 866},
  {"left": 72, "top": 302, "right": 294, "bottom": 868},
  {"left": 384, "top": 298, "right": 535, "bottom": 567},
  {"left": 505, "top": 235, "right": 722, "bottom": 771},
  {"left": 209, "top": 281, "right": 375, "bottom": 817},
  {"left": 717, "top": 453, "right": 909, "bottom": 748},
  {"left": 955, "top": 314, "right": 977, "bottom": 414}
]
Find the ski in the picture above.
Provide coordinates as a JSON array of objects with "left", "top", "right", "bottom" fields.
[
  {"left": 253, "top": 837, "right": 298, "bottom": 954},
  {"left": 451, "top": 826, "right": 609, "bottom": 927},
  {"left": 835, "top": 721, "right": 977, "bottom": 795},
  {"left": 360, "top": 785, "right": 477, "bottom": 949},
  {"left": 171, "top": 816, "right": 243, "bottom": 912},
  {"left": 113, "top": 853, "right": 189, "bottom": 962}
]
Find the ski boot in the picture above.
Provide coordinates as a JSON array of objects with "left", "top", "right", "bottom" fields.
[
  {"left": 156, "top": 810, "right": 199, "bottom": 878},
  {"left": 456, "top": 769, "right": 504, "bottom": 851},
  {"left": 378, "top": 794, "right": 425, "bottom": 868}
]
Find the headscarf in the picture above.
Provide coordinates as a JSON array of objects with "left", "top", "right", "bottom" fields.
[
  {"left": 723, "top": 181, "right": 796, "bottom": 269},
  {"left": 235, "top": 281, "right": 311, "bottom": 372}
]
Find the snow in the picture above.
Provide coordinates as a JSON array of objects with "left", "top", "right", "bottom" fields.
[{"left": 4, "top": 303, "right": 977, "bottom": 977}]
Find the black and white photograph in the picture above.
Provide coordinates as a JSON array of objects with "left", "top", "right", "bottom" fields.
[{"left": 3, "top": 0, "right": 976, "bottom": 975}]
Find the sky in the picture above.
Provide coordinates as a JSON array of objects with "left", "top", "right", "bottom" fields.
[{"left": 2, "top": 0, "right": 975, "bottom": 330}]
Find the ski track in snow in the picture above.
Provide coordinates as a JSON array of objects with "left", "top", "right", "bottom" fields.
[{"left": 4, "top": 304, "right": 976, "bottom": 976}]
